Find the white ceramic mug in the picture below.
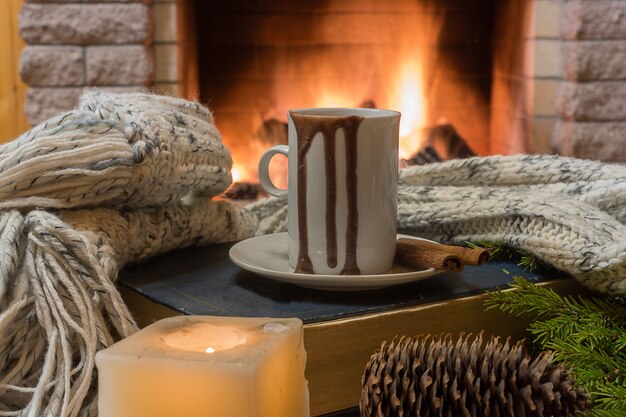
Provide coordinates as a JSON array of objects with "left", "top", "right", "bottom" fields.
[{"left": 258, "top": 108, "right": 400, "bottom": 275}]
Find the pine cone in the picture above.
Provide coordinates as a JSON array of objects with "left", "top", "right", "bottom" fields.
[{"left": 360, "top": 333, "right": 590, "bottom": 417}]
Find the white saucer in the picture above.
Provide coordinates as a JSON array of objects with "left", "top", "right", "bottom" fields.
[{"left": 229, "top": 233, "right": 444, "bottom": 291}]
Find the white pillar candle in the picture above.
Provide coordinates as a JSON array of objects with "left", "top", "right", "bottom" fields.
[{"left": 96, "top": 316, "right": 310, "bottom": 417}]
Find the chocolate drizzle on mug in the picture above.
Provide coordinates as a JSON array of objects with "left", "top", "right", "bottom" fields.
[{"left": 290, "top": 112, "right": 364, "bottom": 274}]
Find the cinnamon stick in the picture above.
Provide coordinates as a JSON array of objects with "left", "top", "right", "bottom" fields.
[
  {"left": 396, "top": 240, "right": 464, "bottom": 272},
  {"left": 398, "top": 238, "right": 490, "bottom": 266}
]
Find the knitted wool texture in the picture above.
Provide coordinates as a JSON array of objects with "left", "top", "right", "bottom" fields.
[
  {"left": 0, "top": 92, "right": 257, "bottom": 417},
  {"left": 250, "top": 155, "right": 626, "bottom": 295}
]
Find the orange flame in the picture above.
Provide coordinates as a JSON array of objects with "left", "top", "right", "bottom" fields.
[
  {"left": 312, "top": 60, "right": 428, "bottom": 161},
  {"left": 231, "top": 164, "right": 243, "bottom": 183},
  {"left": 392, "top": 61, "right": 427, "bottom": 159},
  {"left": 315, "top": 89, "right": 356, "bottom": 108},
  {"left": 230, "top": 61, "right": 428, "bottom": 184}
]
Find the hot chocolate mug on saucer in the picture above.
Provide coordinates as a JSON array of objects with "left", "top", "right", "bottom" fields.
[{"left": 258, "top": 108, "right": 400, "bottom": 275}]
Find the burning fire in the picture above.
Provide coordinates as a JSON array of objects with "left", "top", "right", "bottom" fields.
[
  {"left": 393, "top": 61, "right": 427, "bottom": 159},
  {"left": 231, "top": 165, "right": 243, "bottom": 183},
  {"left": 315, "top": 89, "right": 356, "bottom": 109},
  {"left": 228, "top": 60, "right": 428, "bottom": 184},
  {"left": 313, "top": 60, "right": 428, "bottom": 161}
]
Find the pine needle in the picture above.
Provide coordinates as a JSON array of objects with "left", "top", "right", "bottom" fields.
[{"left": 486, "top": 277, "right": 626, "bottom": 414}]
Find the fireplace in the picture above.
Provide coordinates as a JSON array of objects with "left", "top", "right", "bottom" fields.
[
  {"left": 18, "top": 0, "right": 626, "bottom": 177},
  {"left": 179, "top": 0, "right": 626, "bottom": 181},
  {"left": 192, "top": 0, "right": 497, "bottom": 184}
]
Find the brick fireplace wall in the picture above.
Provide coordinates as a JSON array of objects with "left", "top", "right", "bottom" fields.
[
  {"left": 490, "top": 0, "right": 626, "bottom": 162},
  {"left": 491, "top": 0, "right": 563, "bottom": 155},
  {"left": 17, "top": 0, "right": 626, "bottom": 162},
  {"left": 553, "top": 0, "right": 626, "bottom": 162},
  {"left": 19, "top": 0, "right": 164, "bottom": 125}
]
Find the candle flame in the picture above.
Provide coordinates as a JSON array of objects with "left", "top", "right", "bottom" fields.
[{"left": 163, "top": 324, "right": 248, "bottom": 353}]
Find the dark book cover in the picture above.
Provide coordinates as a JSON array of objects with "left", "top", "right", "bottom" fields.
[{"left": 118, "top": 239, "right": 564, "bottom": 325}]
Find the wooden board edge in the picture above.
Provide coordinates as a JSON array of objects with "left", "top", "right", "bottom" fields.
[
  {"left": 119, "top": 286, "right": 181, "bottom": 328},
  {"left": 304, "top": 277, "right": 588, "bottom": 415},
  {"left": 120, "top": 277, "right": 589, "bottom": 416}
]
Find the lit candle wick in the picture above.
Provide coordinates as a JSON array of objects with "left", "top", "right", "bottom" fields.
[{"left": 205, "top": 347, "right": 215, "bottom": 353}]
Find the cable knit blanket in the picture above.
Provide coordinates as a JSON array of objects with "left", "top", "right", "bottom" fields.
[
  {"left": 0, "top": 92, "right": 256, "bottom": 417},
  {"left": 250, "top": 155, "right": 626, "bottom": 296}
]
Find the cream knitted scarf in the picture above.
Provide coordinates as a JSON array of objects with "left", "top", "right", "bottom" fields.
[
  {"left": 250, "top": 155, "right": 626, "bottom": 295},
  {"left": 0, "top": 92, "right": 257, "bottom": 417},
  {"left": 1, "top": 91, "right": 624, "bottom": 417}
]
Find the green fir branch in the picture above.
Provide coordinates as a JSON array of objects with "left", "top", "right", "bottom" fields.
[
  {"left": 592, "top": 379, "right": 626, "bottom": 411},
  {"left": 485, "top": 276, "right": 568, "bottom": 320},
  {"left": 486, "top": 276, "right": 626, "bottom": 414},
  {"left": 577, "top": 410, "right": 626, "bottom": 417}
]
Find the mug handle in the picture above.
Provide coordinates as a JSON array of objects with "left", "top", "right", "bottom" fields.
[{"left": 258, "top": 145, "right": 289, "bottom": 198}]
